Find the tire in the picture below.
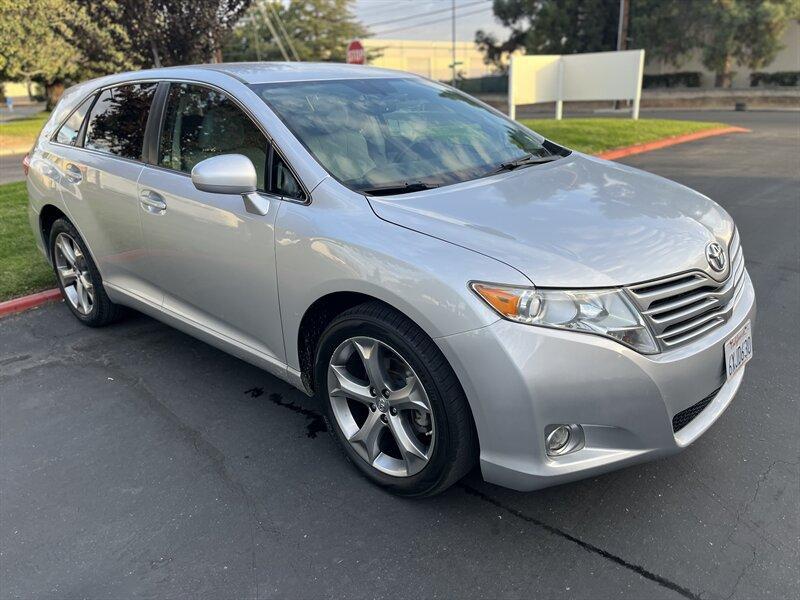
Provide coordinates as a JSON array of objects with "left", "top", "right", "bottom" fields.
[
  {"left": 314, "top": 301, "right": 477, "bottom": 497},
  {"left": 49, "top": 218, "right": 123, "bottom": 327}
]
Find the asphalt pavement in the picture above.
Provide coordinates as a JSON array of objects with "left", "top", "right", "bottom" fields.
[
  {"left": 0, "top": 154, "right": 25, "bottom": 185},
  {"left": 1, "top": 110, "right": 798, "bottom": 599}
]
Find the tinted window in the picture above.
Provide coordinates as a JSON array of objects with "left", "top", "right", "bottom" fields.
[
  {"left": 55, "top": 95, "right": 95, "bottom": 146},
  {"left": 84, "top": 84, "right": 156, "bottom": 159},
  {"left": 271, "top": 151, "right": 303, "bottom": 200},
  {"left": 251, "top": 78, "right": 554, "bottom": 193},
  {"left": 159, "top": 83, "right": 268, "bottom": 191}
]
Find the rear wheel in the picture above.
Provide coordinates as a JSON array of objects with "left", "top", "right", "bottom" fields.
[
  {"left": 49, "top": 218, "right": 122, "bottom": 327},
  {"left": 315, "top": 301, "right": 477, "bottom": 497}
]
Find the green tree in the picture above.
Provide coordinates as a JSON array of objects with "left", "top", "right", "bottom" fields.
[
  {"left": 631, "top": 0, "right": 799, "bottom": 87},
  {"left": 479, "top": 0, "right": 799, "bottom": 87},
  {"left": 694, "top": 0, "right": 799, "bottom": 87},
  {"left": 476, "top": 0, "right": 620, "bottom": 70},
  {"left": 223, "top": 0, "right": 369, "bottom": 63},
  {"left": 69, "top": 0, "right": 252, "bottom": 68},
  {"left": 1, "top": 0, "right": 137, "bottom": 106},
  {"left": 59, "top": 1, "right": 139, "bottom": 77},
  {"left": 0, "top": 0, "right": 80, "bottom": 104}
]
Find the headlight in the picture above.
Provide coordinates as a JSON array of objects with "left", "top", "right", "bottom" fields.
[{"left": 471, "top": 282, "right": 658, "bottom": 354}]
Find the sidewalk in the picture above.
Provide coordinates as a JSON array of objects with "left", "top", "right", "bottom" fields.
[{"left": 0, "top": 102, "right": 47, "bottom": 122}]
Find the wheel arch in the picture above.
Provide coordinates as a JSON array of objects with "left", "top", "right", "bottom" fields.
[
  {"left": 297, "top": 291, "right": 402, "bottom": 394},
  {"left": 39, "top": 204, "right": 69, "bottom": 263},
  {"left": 297, "top": 290, "right": 483, "bottom": 471}
]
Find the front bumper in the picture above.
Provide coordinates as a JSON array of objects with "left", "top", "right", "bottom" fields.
[{"left": 436, "top": 271, "right": 756, "bottom": 492}]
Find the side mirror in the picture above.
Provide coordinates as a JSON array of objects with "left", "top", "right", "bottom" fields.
[{"left": 190, "top": 154, "right": 269, "bottom": 216}]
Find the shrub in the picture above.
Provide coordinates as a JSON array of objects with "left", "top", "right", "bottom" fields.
[
  {"left": 643, "top": 72, "right": 702, "bottom": 89},
  {"left": 750, "top": 71, "right": 800, "bottom": 87},
  {"left": 451, "top": 75, "right": 508, "bottom": 94}
]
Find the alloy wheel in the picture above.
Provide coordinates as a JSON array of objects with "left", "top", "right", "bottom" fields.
[
  {"left": 54, "top": 232, "right": 94, "bottom": 315},
  {"left": 327, "top": 336, "right": 435, "bottom": 477}
]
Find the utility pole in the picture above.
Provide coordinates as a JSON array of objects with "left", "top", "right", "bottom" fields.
[
  {"left": 615, "top": 0, "right": 630, "bottom": 110},
  {"left": 257, "top": 0, "right": 291, "bottom": 61},
  {"left": 617, "top": 0, "right": 630, "bottom": 52},
  {"left": 451, "top": 0, "right": 457, "bottom": 86}
]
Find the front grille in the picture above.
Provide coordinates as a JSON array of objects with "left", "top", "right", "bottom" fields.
[
  {"left": 672, "top": 387, "right": 721, "bottom": 433},
  {"left": 626, "top": 230, "right": 747, "bottom": 350}
]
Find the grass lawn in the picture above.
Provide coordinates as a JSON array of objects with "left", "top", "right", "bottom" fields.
[
  {"left": 0, "top": 111, "right": 50, "bottom": 155},
  {"left": 520, "top": 118, "right": 729, "bottom": 155},
  {"left": 0, "top": 182, "right": 54, "bottom": 301}
]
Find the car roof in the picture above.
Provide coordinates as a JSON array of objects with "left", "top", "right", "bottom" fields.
[
  {"left": 84, "top": 62, "right": 416, "bottom": 88},
  {"left": 204, "top": 62, "right": 414, "bottom": 83}
]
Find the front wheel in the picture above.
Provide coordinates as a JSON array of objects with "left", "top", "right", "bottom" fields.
[{"left": 314, "top": 301, "right": 477, "bottom": 497}]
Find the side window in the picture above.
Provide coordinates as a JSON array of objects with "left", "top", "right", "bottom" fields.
[
  {"left": 84, "top": 83, "right": 156, "bottom": 159},
  {"left": 270, "top": 151, "right": 304, "bottom": 200},
  {"left": 55, "top": 95, "right": 95, "bottom": 146},
  {"left": 159, "top": 83, "right": 268, "bottom": 191}
]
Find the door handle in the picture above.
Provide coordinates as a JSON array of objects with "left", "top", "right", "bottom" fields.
[
  {"left": 139, "top": 189, "right": 167, "bottom": 214},
  {"left": 64, "top": 163, "right": 82, "bottom": 184}
]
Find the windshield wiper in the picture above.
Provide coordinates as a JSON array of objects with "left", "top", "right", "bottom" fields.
[
  {"left": 489, "top": 153, "right": 562, "bottom": 175},
  {"left": 362, "top": 181, "right": 440, "bottom": 196}
]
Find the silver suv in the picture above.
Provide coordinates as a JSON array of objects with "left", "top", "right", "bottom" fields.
[{"left": 26, "top": 63, "right": 755, "bottom": 496}]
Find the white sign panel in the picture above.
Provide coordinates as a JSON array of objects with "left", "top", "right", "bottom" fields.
[{"left": 509, "top": 49, "right": 645, "bottom": 120}]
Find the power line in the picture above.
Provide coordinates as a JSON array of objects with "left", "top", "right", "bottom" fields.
[
  {"left": 372, "top": 5, "right": 493, "bottom": 37},
  {"left": 267, "top": 1, "right": 300, "bottom": 61},
  {"left": 363, "top": 0, "right": 489, "bottom": 29},
  {"left": 358, "top": 0, "right": 419, "bottom": 18},
  {"left": 256, "top": 1, "right": 290, "bottom": 61}
]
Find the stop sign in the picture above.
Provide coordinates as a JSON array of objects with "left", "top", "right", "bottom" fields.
[{"left": 347, "top": 40, "right": 365, "bottom": 65}]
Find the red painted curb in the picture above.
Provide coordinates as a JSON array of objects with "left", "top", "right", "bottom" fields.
[
  {"left": 595, "top": 126, "right": 750, "bottom": 160},
  {"left": 0, "top": 288, "right": 61, "bottom": 318}
]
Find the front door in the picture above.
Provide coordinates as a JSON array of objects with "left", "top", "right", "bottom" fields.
[{"left": 137, "top": 82, "right": 287, "bottom": 364}]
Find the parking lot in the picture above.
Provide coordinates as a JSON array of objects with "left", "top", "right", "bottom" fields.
[{"left": 1, "top": 110, "right": 798, "bottom": 599}]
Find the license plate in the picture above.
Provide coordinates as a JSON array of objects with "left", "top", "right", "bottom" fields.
[{"left": 724, "top": 321, "right": 753, "bottom": 379}]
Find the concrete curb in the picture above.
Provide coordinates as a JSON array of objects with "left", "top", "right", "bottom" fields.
[
  {"left": 0, "top": 289, "right": 62, "bottom": 318},
  {"left": 596, "top": 126, "right": 750, "bottom": 160},
  {"left": 0, "top": 126, "right": 751, "bottom": 319}
]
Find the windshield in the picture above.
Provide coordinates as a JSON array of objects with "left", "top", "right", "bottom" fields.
[{"left": 250, "top": 77, "right": 557, "bottom": 194}]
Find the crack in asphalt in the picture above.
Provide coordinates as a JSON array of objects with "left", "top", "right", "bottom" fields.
[
  {"left": 2, "top": 316, "right": 786, "bottom": 600},
  {"left": 460, "top": 484, "right": 702, "bottom": 600},
  {"left": 724, "top": 541, "right": 756, "bottom": 600},
  {"left": 253, "top": 391, "right": 702, "bottom": 600}
]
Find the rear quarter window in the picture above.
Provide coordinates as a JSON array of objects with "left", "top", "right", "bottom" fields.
[{"left": 54, "top": 95, "right": 96, "bottom": 146}]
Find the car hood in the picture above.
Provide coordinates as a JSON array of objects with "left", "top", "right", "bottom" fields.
[{"left": 367, "top": 153, "right": 735, "bottom": 287}]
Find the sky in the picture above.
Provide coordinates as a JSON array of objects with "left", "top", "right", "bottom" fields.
[{"left": 352, "top": 0, "right": 511, "bottom": 42}]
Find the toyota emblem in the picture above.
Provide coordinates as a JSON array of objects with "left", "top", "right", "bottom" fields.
[{"left": 705, "top": 242, "right": 726, "bottom": 272}]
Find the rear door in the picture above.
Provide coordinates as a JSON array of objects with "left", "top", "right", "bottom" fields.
[
  {"left": 52, "top": 82, "right": 161, "bottom": 304},
  {"left": 136, "top": 82, "right": 303, "bottom": 364}
]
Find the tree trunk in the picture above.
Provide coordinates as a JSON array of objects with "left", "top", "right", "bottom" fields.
[
  {"left": 150, "top": 39, "right": 162, "bottom": 68},
  {"left": 715, "top": 55, "right": 733, "bottom": 88},
  {"left": 45, "top": 82, "right": 65, "bottom": 110}
]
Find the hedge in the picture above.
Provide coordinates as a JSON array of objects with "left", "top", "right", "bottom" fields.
[
  {"left": 643, "top": 72, "right": 702, "bottom": 89},
  {"left": 750, "top": 71, "right": 800, "bottom": 87}
]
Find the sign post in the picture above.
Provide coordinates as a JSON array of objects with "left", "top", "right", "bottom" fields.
[{"left": 346, "top": 40, "right": 365, "bottom": 65}]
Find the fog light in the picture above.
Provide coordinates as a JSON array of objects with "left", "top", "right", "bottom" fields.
[
  {"left": 546, "top": 426, "right": 571, "bottom": 454},
  {"left": 545, "top": 424, "right": 584, "bottom": 456}
]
